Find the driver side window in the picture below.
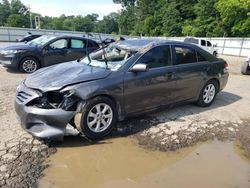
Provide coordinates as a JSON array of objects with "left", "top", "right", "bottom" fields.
[
  {"left": 137, "top": 45, "right": 171, "bottom": 69},
  {"left": 49, "top": 39, "right": 68, "bottom": 49}
]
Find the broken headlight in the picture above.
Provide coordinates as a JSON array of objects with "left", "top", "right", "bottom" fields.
[{"left": 27, "top": 90, "right": 79, "bottom": 111}]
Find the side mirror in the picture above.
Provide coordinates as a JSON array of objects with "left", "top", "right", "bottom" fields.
[{"left": 130, "top": 63, "right": 148, "bottom": 72}]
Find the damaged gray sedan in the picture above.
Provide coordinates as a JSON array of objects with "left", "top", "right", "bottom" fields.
[{"left": 15, "top": 39, "right": 229, "bottom": 141}]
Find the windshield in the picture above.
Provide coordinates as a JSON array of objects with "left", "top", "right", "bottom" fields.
[
  {"left": 80, "top": 44, "right": 135, "bottom": 71},
  {"left": 28, "top": 35, "right": 56, "bottom": 46}
]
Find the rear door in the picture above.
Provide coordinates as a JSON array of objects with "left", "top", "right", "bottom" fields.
[
  {"left": 123, "top": 45, "right": 177, "bottom": 114},
  {"left": 172, "top": 45, "right": 208, "bottom": 101},
  {"left": 68, "top": 38, "right": 87, "bottom": 61}
]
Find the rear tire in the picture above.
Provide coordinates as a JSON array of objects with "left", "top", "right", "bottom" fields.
[
  {"left": 196, "top": 80, "right": 218, "bottom": 107},
  {"left": 19, "top": 57, "right": 40, "bottom": 73},
  {"left": 78, "top": 97, "right": 117, "bottom": 140},
  {"left": 241, "top": 61, "right": 250, "bottom": 75}
]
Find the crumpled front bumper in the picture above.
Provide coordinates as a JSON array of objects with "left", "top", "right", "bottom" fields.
[
  {"left": 15, "top": 101, "right": 75, "bottom": 141},
  {"left": 14, "top": 83, "right": 76, "bottom": 141}
]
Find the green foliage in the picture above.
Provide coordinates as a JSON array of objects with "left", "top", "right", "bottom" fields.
[
  {"left": 95, "top": 13, "right": 119, "bottom": 34},
  {"left": 0, "top": 0, "right": 249, "bottom": 37},
  {"left": 7, "top": 13, "right": 29, "bottom": 27},
  {"left": 216, "top": 0, "right": 250, "bottom": 36},
  {"left": 0, "top": 0, "right": 11, "bottom": 25}
]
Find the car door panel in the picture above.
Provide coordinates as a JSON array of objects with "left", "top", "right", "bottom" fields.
[
  {"left": 43, "top": 38, "right": 71, "bottom": 66},
  {"left": 67, "top": 39, "right": 87, "bottom": 61},
  {"left": 172, "top": 45, "right": 208, "bottom": 101},
  {"left": 174, "top": 63, "right": 208, "bottom": 101},
  {"left": 123, "top": 45, "right": 176, "bottom": 115},
  {"left": 123, "top": 66, "right": 177, "bottom": 114}
]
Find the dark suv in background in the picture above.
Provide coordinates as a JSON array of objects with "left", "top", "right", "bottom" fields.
[{"left": 0, "top": 35, "right": 99, "bottom": 73}]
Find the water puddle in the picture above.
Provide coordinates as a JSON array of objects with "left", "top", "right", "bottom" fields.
[{"left": 39, "top": 137, "right": 250, "bottom": 188}]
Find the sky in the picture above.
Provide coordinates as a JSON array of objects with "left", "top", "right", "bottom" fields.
[{"left": 20, "top": 0, "right": 122, "bottom": 19}]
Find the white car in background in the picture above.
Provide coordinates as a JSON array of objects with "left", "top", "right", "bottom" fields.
[{"left": 184, "top": 37, "right": 218, "bottom": 57}]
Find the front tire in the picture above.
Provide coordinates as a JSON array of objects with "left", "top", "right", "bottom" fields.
[
  {"left": 19, "top": 57, "right": 40, "bottom": 73},
  {"left": 196, "top": 80, "right": 218, "bottom": 107},
  {"left": 78, "top": 97, "right": 117, "bottom": 140}
]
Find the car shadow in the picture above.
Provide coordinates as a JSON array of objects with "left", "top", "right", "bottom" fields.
[
  {"left": 6, "top": 68, "right": 26, "bottom": 75},
  {"left": 52, "top": 91, "right": 242, "bottom": 148}
]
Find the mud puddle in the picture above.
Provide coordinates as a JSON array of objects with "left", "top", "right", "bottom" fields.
[{"left": 39, "top": 137, "right": 250, "bottom": 188}]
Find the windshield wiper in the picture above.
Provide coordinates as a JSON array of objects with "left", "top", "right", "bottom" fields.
[{"left": 98, "top": 33, "right": 108, "bottom": 69}]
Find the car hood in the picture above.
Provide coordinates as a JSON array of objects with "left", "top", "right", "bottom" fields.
[
  {"left": 2, "top": 43, "right": 36, "bottom": 50},
  {"left": 24, "top": 61, "right": 112, "bottom": 92}
]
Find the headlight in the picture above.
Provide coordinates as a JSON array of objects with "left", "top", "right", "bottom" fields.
[
  {"left": 27, "top": 89, "right": 79, "bottom": 111},
  {"left": 0, "top": 49, "right": 24, "bottom": 55}
]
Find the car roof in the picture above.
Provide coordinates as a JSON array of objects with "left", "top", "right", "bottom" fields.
[
  {"left": 42, "top": 34, "right": 95, "bottom": 41},
  {"left": 115, "top": 38, "right": 195, "bottom": 52},
  {"left": 114, "top": 38, "right": 218, "bottom": 61}
]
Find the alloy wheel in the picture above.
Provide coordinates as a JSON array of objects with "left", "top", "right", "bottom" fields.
[
  {"left": 87, "top": 103, "right": 113, "bottom": 133},
  {"left": 22, "top": 59, "right": 37, "bottom": 73},
  {"left": 203, "top": 84, "right": 216, "bottom": 104}
]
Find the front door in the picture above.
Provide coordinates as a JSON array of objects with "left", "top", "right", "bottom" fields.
[
  {"left": 43, "top": 38, "right": 70, "bottom": 66},
  {"left": 123, "top": 45, "right": 177, "bottom": 115}
]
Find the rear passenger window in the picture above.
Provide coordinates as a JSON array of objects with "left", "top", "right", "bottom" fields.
[
  {"left": 174, "top": 46, "right": 197, "bottom": 65},
  {"left": 201, "top": 40, "right": 206, "bottom": 46},
  {"left": 71, "top": 39, "right": 85, "bottom": 48},
  {"left": 138, "top": 45, "right": 171, "bottom": 68}
]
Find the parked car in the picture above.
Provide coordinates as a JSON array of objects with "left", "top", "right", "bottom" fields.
[
  {"left": 16, "top": 33, "right": 42, "bottom": 43},
  {"left": 241, "top": 56, "right": 250, "bottom": 75},
  {"left": 0, "top": 35, "right": 99, "bottom": 73},
  {"left": 15, "top": 39, "right": 229, "bottom": 141},
  {"left": 184, "top": 37, "right": 218, "bottom": 56}
]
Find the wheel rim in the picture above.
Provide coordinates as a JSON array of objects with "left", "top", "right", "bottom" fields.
[
  {"left": 22, "top": 59, "right": 37, "bottom": 73},
  {"left": 87, "top": 103, "right": 113, "bottom": 133},
  {"left": 203, "top": 84, "right": 216, "bottom": 104}
]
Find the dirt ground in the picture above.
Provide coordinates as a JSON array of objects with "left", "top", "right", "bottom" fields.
[{"left": 0, "top": 52, "right": 249, "bottom": 187}]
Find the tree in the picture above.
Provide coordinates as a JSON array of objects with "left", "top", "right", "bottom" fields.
[
  {"left": 0, "top": 0, "right": 11, "bottom": 26},
  {"left": 182, "top": 0, "right": 223, "bottom": 37},
  {"left": 216, "top": 0, "right": 250, "bottom": 36},
  {"left": 113, "top": 0, "right": 136, "bottom": 7},
  {"left": 63, "top": 18, "right": 75, "bottom": 31},
  {"left": 95, "top": 13, "right": 119, "bottom": 34},
  {"left": 7, "top": 13, "right": 29, "bottom": 27},
  {"left": 161, "top": 1, "right": 182, "bottom": 36},
  {"left": 10, "top": 0, "right": 26, "bottom": 14}
]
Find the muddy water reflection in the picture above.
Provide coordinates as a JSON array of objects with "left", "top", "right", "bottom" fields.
[{"left": 39, "top": 138, "right": 250, "bottom": 188}]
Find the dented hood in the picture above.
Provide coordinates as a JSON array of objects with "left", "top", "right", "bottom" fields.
[{"left": 24, "top": 61, "right": 112, "bottom": 91}]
